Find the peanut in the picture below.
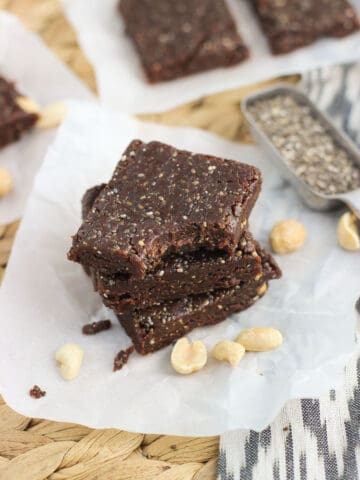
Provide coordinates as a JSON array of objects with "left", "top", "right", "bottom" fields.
[
  {"left": 37, "top": 101, "right": 67, "bottom": 129},
  {"left": 236, "top": 327, "right": 283, "bottom": 352},
  {"left": 55, "top": 343, "right": 84, "bottom": 381},
  {"left": 212, "top": 340, "right": 245, "bottom": 367},
  {"left": 15, "top": 96, "right": 40, "bottom": 114},
  {"left": 0, "top": 167, "right": 13, "bottom": 197},
  {"left": 171, "top": 337, "right": 207, "bottom": 375},
  {"left": 257, "top": 283, "right": 267, "bottom": 296},
  {"left": 337, "top": 212, "right": 360, "bottom": 251},
  {"left": 269, "top": 219, "right": 306, "bottom": 254}
]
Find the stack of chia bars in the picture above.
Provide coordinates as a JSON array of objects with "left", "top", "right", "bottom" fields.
[{"left": 68, "top": 140, "right": 281, "bottom": 355}]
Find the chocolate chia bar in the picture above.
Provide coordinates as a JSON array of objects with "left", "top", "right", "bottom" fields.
[
  {"left": 118, "top": 286, "right": 259, "bottom": 355},
  {"left": 95, "top": 234, "right": 263, "bottom": 311},
  {"left": 69, "top": 140, "right": 261, "bottom": 278},
  {"left": 81, "top": 183, "right": 263, "bottom": 311},
  {"left": 119, "top": 0, "right": 249, "bottom": 83},
  {"left": 250, "top": 0, "right": 360, "bottom": 54},
  {"left": 0, "top": 76, "right": 38, "bottom": 149},
  {"left": 81, "top": 183, "right": 106, "bottom": 221},
  {"left": 116, "top": 249, "right": 281, "bottom": 354}
]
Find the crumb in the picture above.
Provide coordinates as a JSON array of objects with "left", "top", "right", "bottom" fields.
[
  {"left": 29, "top": 385, "right": 46, "bottom": 399},
  {"left": 82, "top": 319, "right": 111, "bottom": 335},
  {"left": 283, "top": 426, "right": 289, "bottom": 431},
  {"left": 113, "top": 346, "right": 135, "bottom": 371}
]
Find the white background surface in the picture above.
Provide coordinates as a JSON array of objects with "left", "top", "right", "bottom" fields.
[
  {"left": 0, "top": 12, "right": 94, "bottom": 224},
  {"left": 0, "top": 101, "right": 358, "bottom": 436},
  {"left": 62, "top": 0, "right": 360, "bottom": 113}
]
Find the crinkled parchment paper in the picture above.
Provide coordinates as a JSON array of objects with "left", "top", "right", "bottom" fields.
[{"left": 0, "top": 102, "right": 358, "bottom": 435}]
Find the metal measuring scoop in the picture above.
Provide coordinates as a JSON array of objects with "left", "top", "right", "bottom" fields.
[{"left": 241, "top": 84, "right": 360, "bottom": 219}]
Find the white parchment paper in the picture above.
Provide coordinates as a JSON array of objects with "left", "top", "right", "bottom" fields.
[
  {"left": 0, "top": 12, "right": 94, "bottom": 225},
  {"left": 0, "top": 101, "right": 358, "bottom": 436},
  {"left": 62, "top": 0, "right": 360, "bottom": 114}
]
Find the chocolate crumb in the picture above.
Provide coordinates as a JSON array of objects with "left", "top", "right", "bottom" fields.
[
  {"left": 29, "top": 385, "right": 46, "bottom": 399},
  {"left": 113, "top": 345, "right": 135, "bottom": 371},
  {"left": 82, "top": 319, "right": 112, "bottom": 335}
]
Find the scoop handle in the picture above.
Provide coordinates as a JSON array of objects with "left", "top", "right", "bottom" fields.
[{"left": 339, "top": 191, "right": 360, "bottom": 219}]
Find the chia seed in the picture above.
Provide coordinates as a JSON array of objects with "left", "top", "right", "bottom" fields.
[{"left": 249, "top": 94, "right": 360, "bottom": 195}]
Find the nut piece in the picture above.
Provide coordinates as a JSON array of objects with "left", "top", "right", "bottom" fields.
[
  {"left": 55, "top": 343, "right": 84, "bottom": 381},
  {"left": 257, "top": 283, "right": 267, "bottom": 296},
  {"left": 37, "top": 101, "right": 67, "bottom": 129},
  {"left": 337, "top": 212, "right": 360, "bottom": 251},
  {"left": 269, "top": 219, "right": 306, "bottom": 254},
  {"left": 15, "top": 96, "right": 40, "bottom": 114},
  {"left": 171, "top": 337, "right": 207, "bottom": 375},
  {"left": 0, "top": 167, "right": 13, "bottom": 197},
  {"left": 212, "top": 340, "right": 245, "bottom": 367},
  {"left": 236, "top": 327, "right": 283, "bottom": 352}
]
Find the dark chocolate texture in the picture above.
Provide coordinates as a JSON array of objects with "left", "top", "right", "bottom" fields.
[
  {"left": 29, "top": 385, "right": 46, "bottom": 399},
  {"left": 0, "top": 76, "right": 38, "bottom": 149},
  {"left": 82, "top": 319, "right": 112, "bottom": 335},
  {"left": 95, "top": 237, "right": 262, "bottom": 311},
  {"left": 81, "top": 187, "right": 262, "bottom": 310},
  {"left": 113, "top": 345, "right": 135, "bottom": 371},
  {"left": 119, "top": 0, "right": 249, "bottom": 83},
  {"left": 117, "top": 249, "right": 281, "bottom": 354},
  {"left": 81, "top": 183, "right": 106, "bottom": 221},
  {"left": 69, "top": 140, "right": 262, "bottom": 278},
  {"left": 250, "top": 0, "right": 360, "bottom": 54}
]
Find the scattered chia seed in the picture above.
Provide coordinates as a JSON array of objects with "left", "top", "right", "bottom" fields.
[
  {"left": 82, "top": 319, "right": 112, "bottom": 335},
  {"left": 29, "top": 385, "right": 46, "bottom": 399},
  {"left": 249, "top": 94, "right": 360, "bottom": 195}
]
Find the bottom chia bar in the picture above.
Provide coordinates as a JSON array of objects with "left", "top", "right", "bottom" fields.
[{"left": 117, "top": 250, "right": 281, "bottom": 355}]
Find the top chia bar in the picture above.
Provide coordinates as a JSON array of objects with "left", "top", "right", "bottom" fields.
[
  {"left": 250, "top": 0, "right": 360, "bottom": 54},
  {"left": 68, "top": 140, "right": 261, "bottom": 278},
  {"left": 119, "top": 0, "right": 249, "bottom": 83}
]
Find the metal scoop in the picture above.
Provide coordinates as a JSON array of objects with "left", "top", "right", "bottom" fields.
[{"left": 241, "top": 84, "right": 360, "bottom": 218}]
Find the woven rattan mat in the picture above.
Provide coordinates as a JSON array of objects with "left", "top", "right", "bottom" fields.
[{"left": 0, "top": 1, "right": 299, "bottom": 478}]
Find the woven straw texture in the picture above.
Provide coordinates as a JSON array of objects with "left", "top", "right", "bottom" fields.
[{"left": 0, "top": 1, "right": 298, "bottom": 478}]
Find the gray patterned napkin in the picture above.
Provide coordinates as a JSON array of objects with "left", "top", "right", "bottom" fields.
[{"left": 219, "top": 63, "right": 360, "bottom": 480}]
